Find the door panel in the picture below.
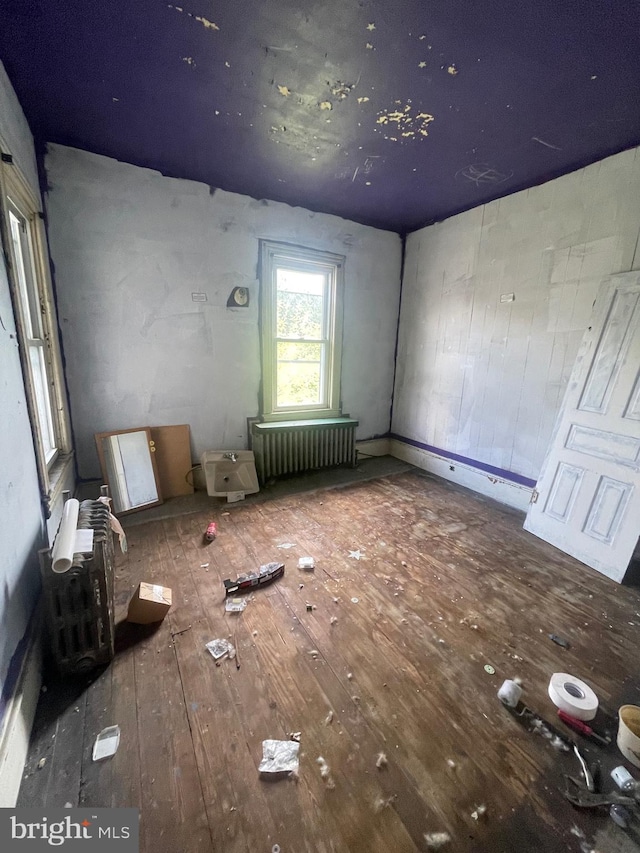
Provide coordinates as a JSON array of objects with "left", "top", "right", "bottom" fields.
[{"left": 524, "top": 272, "right": 640, "bottom": 582}]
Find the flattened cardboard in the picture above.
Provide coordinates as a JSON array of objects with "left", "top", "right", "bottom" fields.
[
  {"left": 150, "top": 425, "right": 193, "bottom": 498},
  {"left": 127, "top": 582, "right": 172, "bottom": 624}
]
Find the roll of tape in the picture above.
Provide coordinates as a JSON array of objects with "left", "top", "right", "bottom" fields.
[{"left": 548, "top": 672, "right": 598, "bottom": 721}]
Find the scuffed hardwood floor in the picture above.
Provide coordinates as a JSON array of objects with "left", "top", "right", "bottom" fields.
[{"left": 19, "top": 470, "right": 640, "bottom": 852}]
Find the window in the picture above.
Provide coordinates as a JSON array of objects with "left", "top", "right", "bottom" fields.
[
  {"left": 260, "top": 241, "right": 344, "bottom": 420},
  {"left": 1, "top": 157, "right": 71, "bottom": 503}
]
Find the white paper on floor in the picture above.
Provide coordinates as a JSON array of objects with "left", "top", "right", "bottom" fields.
[
  {"left": 205, "top": 638, "right": 236, "bottom": 660},
  {"left": 259, "top": 739, "right": 300, "bottom": 774},
  {"left": 92, "top": 725, "right": 120, "bottom": 761}
]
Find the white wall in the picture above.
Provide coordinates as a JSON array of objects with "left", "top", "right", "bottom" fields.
[
  {"left": 392, "top": 147, "right": 640, "bottom": 493},
  {"left": 0, "top": 63, "right": 45, "bottom": 734},
  {"left": 45, "top": 144, "right": 402, "bottom": 479}
]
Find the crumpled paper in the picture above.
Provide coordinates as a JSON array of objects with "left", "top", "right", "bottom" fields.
[
  {"left": 258, "top": 739, "right": 300, "bottom": 774},
  {"left": 205, "top": 638, "right": 236, "bottom": 661}
]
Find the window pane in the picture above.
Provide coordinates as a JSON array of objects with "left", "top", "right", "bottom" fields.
[
  {"left": 28, "top": 344, "right": 57, "bottom": 461},
  {"left": 9, "top": 209, "right": 41, "bottom": 338},
  {"left": 276, "top": 341, "right": 323, "bottom": 407},
  {"left": 276, "top": 268, "right": 325, "bottom": 339}
]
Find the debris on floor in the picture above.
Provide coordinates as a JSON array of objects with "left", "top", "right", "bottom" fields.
[
  {"left": 204, "top": 521, "right": 217, "bottom": 542},
  {"left": 205, "top": 638, "right": 236, "bottom": 662},
  {"left": 316, "top": 756, "right": 335, "bottom": 789},
  {"left": 497, "top": 678, "right": 522, "bottom": 708},
  {"left": 424, "top": 831, "right": 451, "bottom": 849},
  {"left": 92, "top": 725, "right": 121, "bottom": 762},
  {"left": 37, "top": 758, "right": 47, "bottom": 770},
  {"left": 351, "top": 597, "right": 359, "bottom": 604},
  {"left": 223, "top": 561, "right": 285, "bottom": 596},
  {"left": 330, "top": 616, "right": 338, "bottom": 625},
  {"left": 347, "top": 672, "right": 353, "bottom": 680},
  {"left": 225, "top": 598, "right": 248, "bottom": 613},
  {"left": 290, "top": 732, "right": 301, "bottom": 742},
  {"left": 471, "top": 804, "right": 487, "bottom": 821},
  {"left": 259, "top": 739, "right": 300, "bottom": 775},
  {"left": 483, "top": 664, "right": 495, "bottom": 675},
  {"left": 298, "top": 556, "right": 315, "bottom": 571},
  {"left": 549, "top": 633, "right": 571, "bottom": 649},
  {"left": 376, "top": 752, "right": 387, "bottom": 769},
  {"left": 348, "top": 550, "right": 363, "bottom": 560},
  {"left": 277, "top": 542, "right": 295, "bottom": 549},
  {"left": 324, "top": 710, "right": 334, "bottom": 725},
  {"left": 200, "top": 562, "right": 209, "bottom": 568},
  {"left": 373, "top": 794, "right": 396, "bottom": 813}
]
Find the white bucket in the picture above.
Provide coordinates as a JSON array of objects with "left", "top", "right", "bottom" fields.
[{"left": 617, "top": 705, "right": 640, "bottom": 769}]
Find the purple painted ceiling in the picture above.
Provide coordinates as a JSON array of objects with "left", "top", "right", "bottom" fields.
[{"left": 1, "top": 0, "right": 639, "bottom": 232}]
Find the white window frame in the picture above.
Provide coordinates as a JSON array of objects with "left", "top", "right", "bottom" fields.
[
  {"left": 0, "top": 153, "right": 72, "bottom": 509},
  {"left": 259, "top": 241, "right": 344, "bottom": 421}
]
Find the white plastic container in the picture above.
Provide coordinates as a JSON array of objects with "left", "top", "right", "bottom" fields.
[{"left": 618, "top": 705, "right": 640, "bottom": 769}]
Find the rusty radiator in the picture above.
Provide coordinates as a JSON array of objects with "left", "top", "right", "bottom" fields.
[
  {"left": 251, "top": 418, "right": 358, "bottom": 484},
  {"left": 40, "top": 491, "right": 115, "bottom": 674}
]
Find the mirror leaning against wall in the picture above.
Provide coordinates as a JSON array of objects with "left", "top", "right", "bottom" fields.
[{"left": 95, "top": 428, "right": 163, "bottom": 515}]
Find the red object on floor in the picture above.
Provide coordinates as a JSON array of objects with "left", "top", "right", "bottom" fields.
[{"left": 204, "top": 521, "right": 217, "bottom": 541}]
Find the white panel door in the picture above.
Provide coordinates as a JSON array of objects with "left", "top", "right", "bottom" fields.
[{"left": 524, "top": 272, "right": 640, "bottom": 582}]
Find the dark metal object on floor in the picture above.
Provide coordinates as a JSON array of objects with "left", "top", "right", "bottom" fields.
[
  {"left": 563, "top": 776, "right": 639, "bottom": 809},
  {"left": 39, "top": 486, "right": 115, "bottom": 674}
]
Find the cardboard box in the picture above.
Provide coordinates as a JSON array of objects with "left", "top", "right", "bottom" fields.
[{"left": 127, "top": 582, "right": 172, "bottom": 624}]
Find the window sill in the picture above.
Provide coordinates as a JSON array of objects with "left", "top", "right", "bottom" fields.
[
  {"left": 253, "top": 416, "right": 358, "bottom": 431},
  {"left": 260, "top": 409, "right": 344, "bottom": 423}
]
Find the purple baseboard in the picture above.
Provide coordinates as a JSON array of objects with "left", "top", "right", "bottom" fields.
[{"left": 389, "top": 433, "right": 537, "bottom": 489}]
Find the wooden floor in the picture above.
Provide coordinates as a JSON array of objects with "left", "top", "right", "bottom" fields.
[{"left": 20, "top": 470, "right": 640, "bottom": 852}]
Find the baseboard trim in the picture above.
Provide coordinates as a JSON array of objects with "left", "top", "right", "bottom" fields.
[
  {"left": 0, "top": 610, "right": 42, "bottom": 807},
  {"left": 389, "top": 438, "right": 533, "bottom": 512}
]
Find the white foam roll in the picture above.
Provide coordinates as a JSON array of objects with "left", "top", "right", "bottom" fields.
[
  {"left": 548, "top": 672, "right": 598, "bottom": 721},
  {"left": 51, "top": 498, "right": 80, "bottom": 573},
  {"left": 498, "top": 679, "right": 522, "bottom": 708}
]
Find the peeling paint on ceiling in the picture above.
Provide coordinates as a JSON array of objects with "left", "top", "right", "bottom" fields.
[{"left": 0, "top": 0, "right": 639, "bottom": 233}]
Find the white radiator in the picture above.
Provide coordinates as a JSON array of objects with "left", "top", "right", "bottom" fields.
[{"left": 251, "top": 418, "right": 358, "bottom": 483}]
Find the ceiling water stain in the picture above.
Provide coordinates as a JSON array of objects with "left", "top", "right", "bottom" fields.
[
  {"left": 331, "top": 81, "right": 353, "bottom": 100},
  {"left": 194, "top": 16, "right": 219, "bottom": 30},
  {"left": 376, "top": 104, "right": 435, "bottom": 141},
  {"left": 167, "top": 6, "right": 220, "bottom": 31}
]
